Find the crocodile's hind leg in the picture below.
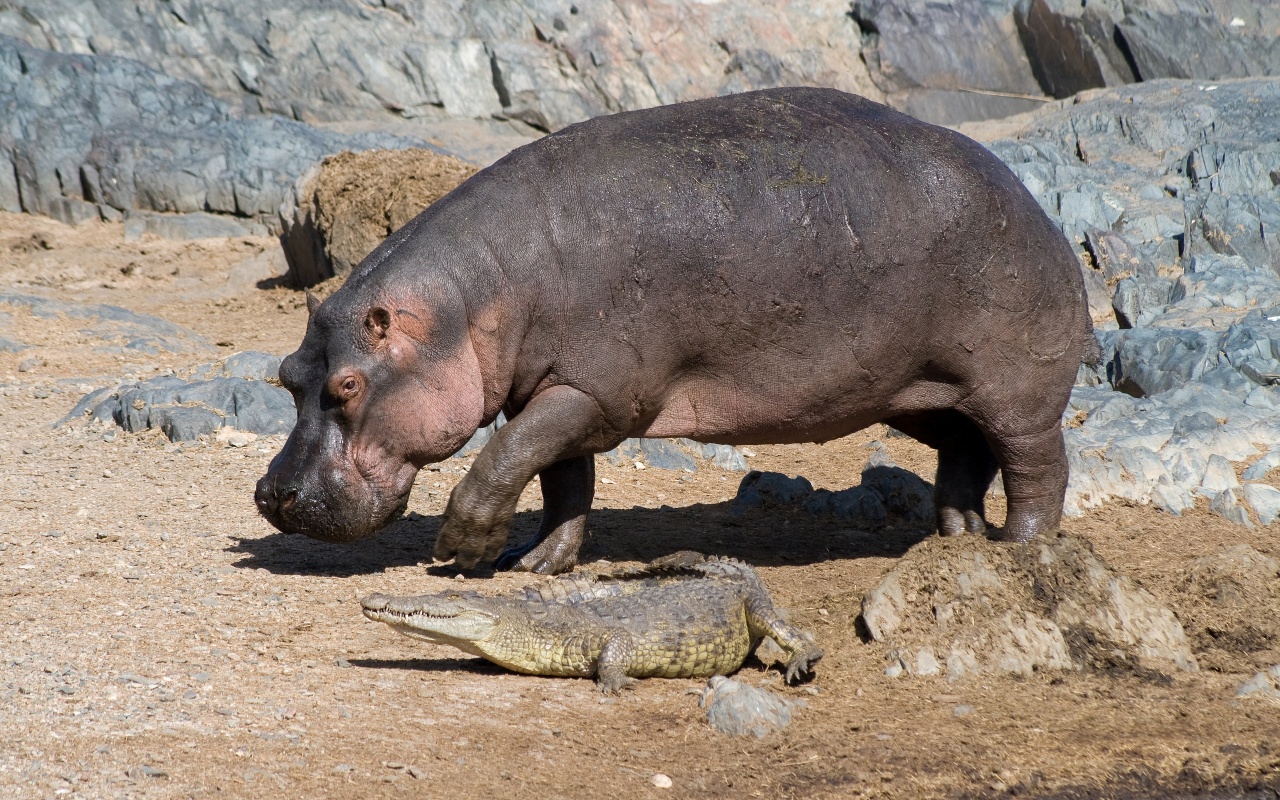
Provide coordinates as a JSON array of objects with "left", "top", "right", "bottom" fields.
[
  {"left": 595, "top": 630, "right": 639, "bottom": 694},
  {"left": 745, "top": 597, "right": 823, "bottom": 683}
]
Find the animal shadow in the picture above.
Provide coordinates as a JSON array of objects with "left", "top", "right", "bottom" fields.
[{"left": 227, "top": 500, "right": 935, "bottom": 578}]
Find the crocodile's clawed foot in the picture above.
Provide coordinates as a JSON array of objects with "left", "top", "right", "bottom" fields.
[
  {"left": 596, "top": 674, "right": 638, "bottom": 695},
  {"left": 784, "top": 645, "right": 825, "bottom": 684}
]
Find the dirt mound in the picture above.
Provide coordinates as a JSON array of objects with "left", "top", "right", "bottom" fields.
[
  {"left": 281, "top": 148, "right": 479, "bottom": 285},
  {"left": 860, "top": 532, "right": 1197, "bottom": 680},
  {"left": 1171, "top": 544, "right": 1280, "bottom": 673}
]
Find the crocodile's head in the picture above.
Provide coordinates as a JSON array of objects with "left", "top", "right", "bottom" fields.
[{"left": 361, "top": 591, "right": 500, "bottom": 645}]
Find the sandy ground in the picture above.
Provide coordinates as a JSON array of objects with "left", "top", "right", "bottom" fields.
[{"left": 0, "top": 211, "right": 1278, "bottom": 800}]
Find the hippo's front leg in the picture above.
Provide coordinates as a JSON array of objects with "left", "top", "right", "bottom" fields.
[{"left": 434, "top": 385, "right": 613, "bottom": 571}]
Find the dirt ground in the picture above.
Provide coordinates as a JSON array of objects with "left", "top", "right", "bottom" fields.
[{"left": 1, "top": 210, "right": 1278, "bottom": 800}]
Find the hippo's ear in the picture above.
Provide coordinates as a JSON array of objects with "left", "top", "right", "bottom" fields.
[
  {"left": 364, "top": 307, "right": 392, "bottom": 341},
  {"left": 306, "top": 290, "right": 321, "bottom": 317}
]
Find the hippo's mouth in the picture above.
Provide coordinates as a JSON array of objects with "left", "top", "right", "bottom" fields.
[{"left": 257, "top": 475, "right": 413, "bottom": 543}]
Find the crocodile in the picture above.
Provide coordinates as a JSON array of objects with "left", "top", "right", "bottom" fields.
[{"left": 360, "top": 555, "right": 823, "bottom": 693}]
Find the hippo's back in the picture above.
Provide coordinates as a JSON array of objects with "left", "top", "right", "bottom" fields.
[{"left": 420, "top": 88, "right": 1089, "bottom": 442}]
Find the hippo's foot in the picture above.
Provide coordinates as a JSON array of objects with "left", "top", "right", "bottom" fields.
[
  {"left": 433, "top": 482, "right": 517, "bottom": 570},
  {"left": 495, "top": 523, "right": 583, "bottom": 575},
  {"left": 494, "top": 454, "right": 593, "bottom": 574}
]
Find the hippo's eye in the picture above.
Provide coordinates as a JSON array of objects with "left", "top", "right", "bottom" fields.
[{"left": 328, "top": 373, "right": 364, "bottom": 405}]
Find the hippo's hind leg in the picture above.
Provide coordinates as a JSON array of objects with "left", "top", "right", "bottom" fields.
[
  {"left": 887, "top": 410, "right": 998, "bottom": 537},
  {"left": 982, "top": 422, "right": 1068, "bottom": 543},
  {"left": 493, "top": 455, "right": 595, "bottom": 574}
]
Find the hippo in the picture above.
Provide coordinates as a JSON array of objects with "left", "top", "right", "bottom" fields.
[{"left": 255, "top": 87, "right": 1097, "bottom": 575}]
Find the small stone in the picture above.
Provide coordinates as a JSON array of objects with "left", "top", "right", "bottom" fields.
[
  {"left": 102, "top": 429, "right": 118, "bottom": 442},
  {"left": 335, "top": 657, "right": 352, "bottom": 668},
  {"left": 651, "top": 773, "right": 673, "bottom": 789},
  {"left": 953, "top": 704, "right": 974, "bottom": 717},
  {"left": 217, "top": 428, "right": 257, "bottom": 448},
  {"left": 1236, "top": 672, "right": 1276, "bottom": 698},
  {"left": 1209, "top": 488, "right": 1253, "bottom": 526},
  {"left": 17, "top": 357, "right": 44, "bottom": 372},
  {"left": 884, "top": 663, "right": 904, "bottom": 678},
  {"left": 405, "top": 765, "right": 425, "bottom": 779}
]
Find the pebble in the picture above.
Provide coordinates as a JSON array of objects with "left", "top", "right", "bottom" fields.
[{"left": 651, "top": 773, "right": 673, "bottom": 789}]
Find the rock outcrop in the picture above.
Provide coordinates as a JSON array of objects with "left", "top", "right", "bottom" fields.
[
  {"left": 0, "top": 0, "right": 877, "bottom": 133},
  {"left": 961, "top": 77, "right": 1280, "bottom": 525}
]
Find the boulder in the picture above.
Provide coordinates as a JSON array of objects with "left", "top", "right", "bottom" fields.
[
  {"left": 61, "top": 351, "right": 295, "bottom": 441},
  {"left": 280, "top": 148, "right": 479, "bottom": 284}
]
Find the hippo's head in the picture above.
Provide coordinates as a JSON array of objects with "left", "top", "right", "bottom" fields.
[{"left": 255, "top": 277, "right": 485, "bottom": 542}]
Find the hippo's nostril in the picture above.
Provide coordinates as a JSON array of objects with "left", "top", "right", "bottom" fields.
[{"left": 281, "top": 490, "right": 298, "bottom": 511}]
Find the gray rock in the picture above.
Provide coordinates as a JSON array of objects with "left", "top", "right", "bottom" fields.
[
  {"left": 64, "top": 357, "right": 295, "bottom": 440},
  {"left": 1014, "top": 0, "right": 1136, "bottom": 99},
  {"left": 156, "top": 406, "right": 224, "bottom": 442},
  {"left": 1201, "top": 455, "right": 1241, "bottom": 497},
  {"left": 0, "top": 35, "right": 439, "bottom": 232},
  {"left": 0, "top": 0, "right": 877, "bottom": 140},
  {"left": 860, "top": 450, "right": 934, "bottom": 524},
  {"left": 1243, "top": 449, "right": 1280, "bottom": 481},
  {"left": 47, "top": 196, "right": 100, "bottom": 226},
  {"left": 699, "top": 676, "right": 797, "bottom": 737},
  {"left": 828, "top": 486, "right": 889, "bottom": 524},
  {"left": 2, "top": 292, "right": 210, "bottom": 358},
  {"left": 1242, "top": 483, "right": 1280, "bottom": 526},
  {"left": 1118, "top": 7, "right": 1280, "bottom": 82},
  {"left": 1111, "top": 275, "right": 1172, "bottom": 329},
  {"left": 123, "top": 211, "right": 254, "bottom": 242},
  {"left": 638, "top": 439, "right": 698, "bottom": 472},
  {"left": 851, "top": 0, "right": 1048, "bottom": 125}
]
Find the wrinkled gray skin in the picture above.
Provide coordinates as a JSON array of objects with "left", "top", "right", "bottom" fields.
[{"left": 256, "top": 88, "right": 1096, "bottom": 574}]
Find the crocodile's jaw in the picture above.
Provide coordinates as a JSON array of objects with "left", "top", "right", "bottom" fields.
[{"left": 361, "top": 593, "right": 499, "bottom": 644}]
